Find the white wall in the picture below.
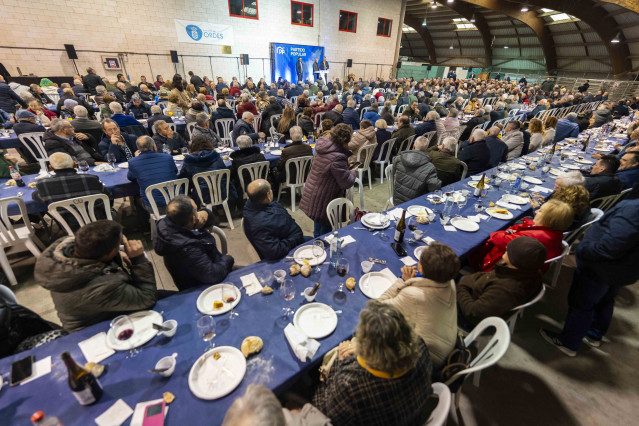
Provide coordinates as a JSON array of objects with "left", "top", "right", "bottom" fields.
[{"left": 0, "top": 0, "right": 402, "bottom": 83}]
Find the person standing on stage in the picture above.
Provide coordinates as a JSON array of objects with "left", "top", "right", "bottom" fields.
[
  {"left": 320, "top": 57, "right": 329, "bottom": 81},
  {"left": 296, "top": 57, "right": 304, "bottom": 84},
  {"left": 313, "top": 58, "right": 320, "bottom": 83}
]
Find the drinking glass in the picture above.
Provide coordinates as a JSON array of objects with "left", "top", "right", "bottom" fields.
[
  {"left": 280, "top": 279, "right": 296, "bottom": 318},
  {"left": 222, "top": 284, "right": 239, "bottom": 319},
  {"left": 257, "top": 270, "right": 273, "bottom": 289},
  {"left": 197, "top": 316, "right": 216, "bottom": 351},
  {"left": 142, "top": 113, "right": 148, "bottom": 119},
  {"left": 455, "top": 196, "right": 467, "bottom": 216},
  {"left": 474, "top": 202, "right": 485, "bottom": 214},
  {"left": 106, "top": 153, "right": 116, "bottom": 170},
  {"left": 110, "top": 315, "right": 137, "bottom": 357},
  {"left": 77, "top": 160, "right": 89, "bottom": 174},
  {"left": 313, "top": 240, "right": 325, "bottom": 274},
  {"left": 163, "top": 146, "right": 171, "bottom": 155},
  {"left": 430, "top": 189, "right": 442, "bottom": 204},
  {"left": 336, "top": 258, "right": 349, "bottom": 294},
  {"left": 181, "top": 147, "right": 189, "bottom": 156},
  {"left": 274, "top": 269, "right": 286, "bottom": 285},
  {"left": 361, "top": 260, "right": 373, "bottom": 274}
]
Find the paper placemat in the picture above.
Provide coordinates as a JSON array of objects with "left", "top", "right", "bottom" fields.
[
  {"left": 95, "top": 399, "right": 133, "bottom": 426},
  {"left": 79, "top": 332, "right": 115, "bottom": 364},
  {"left": 444, "top": 225, "right": 457, "bottom": 232},
  {"left": 422, "top": 236, "right": 436, "bottom": 245}
]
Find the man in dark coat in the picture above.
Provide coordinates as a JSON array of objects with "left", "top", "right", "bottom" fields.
[
  {"left": 44, "top": 119, "right": 103, "bottom": 166},
  {"left": 484, "top": 127, "right": 508, "bottom": 168},
  {"left": 232, "top": 113, "right": 265, "bottom": 144},
  {"left": 188, "top": 71, "right": 204, "bottom": 92},
  {"left": 342, "top": 100, "right": 360, "bottom": 130},
  {"left": 209, "top": 99, "right": 236, "bottom": 134},
  {"left": 323, "top": 104, "right": 344, "bottom": 126},
  {"left": 541, "top": 197, "right": 639, "bottom": 356},
  {"left": 0, "top": 75, "right": 27, "bottom": 114},
  {"left": 583, "top": 154, "right": 623, "bottom": 200},
  {"left": 230, "top": 135, "right": 267, "bottom": 198},
  {"left": 391, "top": 115, "right": 415, "bottom": 154},
  {"left": 56, "top": 88, "right": 95, "bottom": 118},
  {"left": 296, "top": 57, "right": 304, "bottom": 84},
  {"left": 393, "top": 136, "right": 441, "bottom": 204},
  {"left": 243, "top": 179, "right": 305, "bottom": 260},
  {"left": 155, "top": 196, "right": 234, "bottom": 291},
  {"left": 82, "top": 67, "right": 103, "bottom": 95},
  {"left": 616, "top": 152, "right": 639, "bottom": 189},
  {"left": 313, "top": 59, "right": 320, "bottom": 82},
  {"left": 460, "top": 109, "right": 485, "bottom": 141},
  {"left": 146, "top": 105, "right": 174, "bottom": 131},
  {"left": 260, "top": 97, "right": 284, "bottom": 133},
  {"left": 458, "top": 129, "right": 491, "bottom": 176}
]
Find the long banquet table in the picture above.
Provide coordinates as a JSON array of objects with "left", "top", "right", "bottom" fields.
[{"left": 0, "top": 126, "right": 629, "bottom": 425}]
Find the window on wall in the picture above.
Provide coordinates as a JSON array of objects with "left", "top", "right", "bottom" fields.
[
  {"left": 292, "top": 1, "right": 313, "bottom": 27},
  {"left": 229, "top": 0, "right": 258, "bottom": 19},
  {"left": 339, "top": 10, "right": 357, "bottom": 33},
  {"left": 377, "top": 18, "right": 392, "bottom": 37}
]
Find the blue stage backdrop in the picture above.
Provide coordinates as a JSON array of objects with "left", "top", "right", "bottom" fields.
[{"left": 271, "top": 43, "right": 325, "bottom": 83}]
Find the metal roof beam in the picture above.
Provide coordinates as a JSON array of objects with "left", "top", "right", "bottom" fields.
[{"left": 404, "top": 13, "right": 438, "bottom": 64}]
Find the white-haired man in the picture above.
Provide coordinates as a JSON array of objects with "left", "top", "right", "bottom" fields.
[
  {"left": 230, "top": 135, "right": 266, "bottom": 199},
  {"left": 554, "top": 170, "right": 586, "bottom": 191},
  {"left": 231, "top": 112, "right": 265, "bottom": 144},
  {"left": 109, "top": 101, "right": 142, "bottom": 128},
  {"left": 146, "top": 105, "right": 174, "bottom": 130},
  {"left": 554, "top": 112, "right": 580, "bottom": 142},
  {"left": 489, "top": 101, "right": 505, "bottom": 125},
  {"left": 191, "top": 112, "right": 221, "bottom": 148},
  {"left": 44, "top": 118, "right": 104, "bottom": 166},
  {"left": 70, "top": 105, "right": 102, "bottom": 142},
  {"left": 502, "top": 120, "right": 524, "bottom": 160},
  {"left": 152, "top": 120, "right": 187, "bottom": 154},
  {"left": 393, "top": 135, "right": 442, "bottom": 204},
  {"left": 458, "top": 128, "right": 491, "bottom": 175},
  {"left": 426, "top": 136, "right": 464, "bottom": 186}
]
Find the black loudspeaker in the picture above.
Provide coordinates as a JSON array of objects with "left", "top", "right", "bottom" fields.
[
  {"left": 170, "top": 50, "right": 179, "bottom": 63},
  {"left": 64, "top": 44, "right": 78, "bottom": 60},
  {"left": 0, "top": 62, "right": 10, "bottom": 80},
  {"left": 396, "top": 61, "right": 402, "bottom": 69},
  {"left": 427, "top": 65, "right": 432, "bottom": 71},
  {"left": 240, "top": 54, "right": 249, "bottom": 65},
  {"left": 347, "top": 59, "right": 353, "bottom": 68}
]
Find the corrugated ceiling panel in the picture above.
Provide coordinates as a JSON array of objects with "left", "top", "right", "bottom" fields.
[
  {"left": 582, "top": 31, "right": 603, "bottom": 43},
  {"left": 520, "top": 47, "right": 544, "bottom": 57},
  {"left": 587, "top": 45, "right": 609, "bottom": 56},
  {"left": 552, "top": 33, "right": 584, "bottom": 44},
  {"left": 557, "top": 46, "right": 586, "bottom": 56},
  {"left": 611, "top": 10, "right": 638, "bottom": 25}
]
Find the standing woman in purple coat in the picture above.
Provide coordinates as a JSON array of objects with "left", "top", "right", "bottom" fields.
[{"left": 300, "top": 124, "right": 358, "bottom": 237}]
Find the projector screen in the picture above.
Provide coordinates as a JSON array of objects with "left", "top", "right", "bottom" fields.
[{"left": 271, "top": 42, "right": 325, "bottom": 83}]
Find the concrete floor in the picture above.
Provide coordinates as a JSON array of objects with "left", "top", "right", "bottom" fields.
[{"left": 6, "top": 175, "right": 639, "bottom": 425}]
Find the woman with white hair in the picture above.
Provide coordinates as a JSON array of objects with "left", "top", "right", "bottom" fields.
[
  {"left": 312, "top": 300, "right": 434, "bottom": 426},
  {"left": 443, "top": 108, "right": 460, "bottom": 131}
]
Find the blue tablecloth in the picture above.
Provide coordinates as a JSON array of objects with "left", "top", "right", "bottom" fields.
[
  {"left": 0, "top": 130, "right": 628, "bottom": 425},
  {"left": 0, "top": 144, "right": 282, "bottom": 215}
]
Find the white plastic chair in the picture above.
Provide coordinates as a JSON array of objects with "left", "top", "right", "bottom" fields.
[
  {"left": 270, "top": 114, "right": 282, "bottom": 130},
  {"left": 238, "top": 161, "right": 270, "bottom": 200},
  {"left": 326, "top": 198, "right": 354, "bottom": 231},
  {"left": 193, "top": 170, "right": 235, "bottom": 229},
  {"left": 276, "top": 156, "right": 313, "bottom": 212},
  {"left": 17, "top": 132, "right": 48, "bottom": 173},
  {"left": 359, "top": 106, "right": 371, "bottom": 119},
  {"left": 543, "top": 240, "right": 570, "bottom": 288},
  {"left": 346, "top": 177, "right": 365, "bottom": 209},
  {"left": 459, "top": 161, "right": 468, "bottom": 180},
  {"left": 215, "top": 118, "right": 235, "bottom": 147},
  {"left": 253, "top": 115, "right": 262, "bottom": 133},
  {"left": 0, "top": 197, "right": 45, "bottom": 286},
  {"left": 397, "top": 104, "right": 408, "bottom": 115},
  {"left": 396, "top": 135, "right": 415, "bottom": 154},
  {"left": 422, "top": 131, "right": 438, "bottom": 148},
  {"left": 446, "top": 317, "right": 510, "bottom": 410},
  {"left": 563, "top": 208, "right": 604, "bottom": 244},
  {"left": 144, "top": 178, "right": 189, "bottom": 241},
  {"left": 385, "top": 164, "right": 395, "bottom": 209},
  {"left": 356, "top": 144, "right": 377, "bottom": 190},
  {"left": 210, "top": 226, "right": 228, "bottom": 255},
  {"left": 505, "top": 285, "right": 546, "bottom": 334},
  {"left": 424, "top": 383, "right": 452, "bottom": 426},
  {"left": 186, "top": 122, "right": 196, "bottom": 140},
  {"left": 48, "top": 194, "right": 113, "bottom": 236},
  {"left": 374, "top": 138, "right": 396, "bottom": 184}
]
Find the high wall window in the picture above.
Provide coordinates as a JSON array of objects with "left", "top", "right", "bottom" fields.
[
  {"left": 292, "top": 1, "right": 313, "bottom": 27},
  {"left": 229, "top": 0, "right": 258, "bottom": 19},
  {"left": 339, "top": 10, "right": 357, "bottom": 33},
  {"left": 377, "top": 18, "right": 392, "bottom": 37}
]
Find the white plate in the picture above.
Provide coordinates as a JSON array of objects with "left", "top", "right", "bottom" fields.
[
  {"left": 576, "top": 158, "right": 594, "bottom": 164},
  {"left": 293, "top": 303, "right": 338, "bottom": 339},
  {"left": 523, "top": 176, "right": 543, "bottom": 185},
  {"left": 549, "top": 169, "right": 563, "bottom": 176},
  {"left": 467, "top": 181, "right": 492, "bottom": 189},
  {"left": 426, "top": 194, "right": 444, "bottom": 204},
  {"left": 188, "top": 346, "right": 247, "bottom": 400},
  {"left": 173, "top": 155, "right": 185, "bottom": 161},
  {"left": 509, "top": 164, "right": 526, "bottom": 170},
  {"left": 414, "top": 246, "right": 425, "bottom": 260},
  {"left": 269, "top": 149, "right": 282, "bottom": 155},
  {"left": 501, "top": 194, "right": 528, "bottom": 205},
  {"left": 106, "top": 310, "right": 162, "bottom": 351},
  {"left": 406, "top": 205, "right": 433, "bottom": 216},
  {"left": 359, "top": 272, "right": 395, "bottom": 299},
  {"left": 197, "top": 284, "right": 242, "bottom": 315},
  {"left": 486, "top": 207, "right": 514, "bottom": 220},
  {"left": 497, "top": 172, "right": 516, "bottom": 180},
  {"left": 293, "top": 245, "right": 327, "bottom": 266},
  {"left": 450, "top": 217, "right": 480, "bottom": 232},
  {"left": 563, "top": 163, "right": 582, "bottom": 170},
  {"left": 594, "top": 147, "right": 612, "bottom": 152},
  {"left": 361, "top": 213, "right": 391, "bottom": 229}
]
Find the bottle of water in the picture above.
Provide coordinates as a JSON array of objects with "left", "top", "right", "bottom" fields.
[
  {"left": 512, "top": 176, "right": 522, "bottom": 193},
  {"left": 177, "top": 109, "right": 182, "bottom": 119},
  {"left": 442, "top": 192, "right": 453, "bottom": 218},
  {"left": 329, "top": 231, "right": 339, "bottom": 269}
]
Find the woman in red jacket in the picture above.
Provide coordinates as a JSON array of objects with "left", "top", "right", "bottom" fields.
[
  {"left": 229, "top": 82, "right": 242, "bottom": 98},
  {"left": 474, "top": 199, "right": 574, "bottom": 272},
  {"left": 236, "top": 93, "right": 258, "bottom": 119}
]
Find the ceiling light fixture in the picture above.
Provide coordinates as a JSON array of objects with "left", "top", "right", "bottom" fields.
[
  {"left": 432, "top": 1, "right": 438, "bottom": 9},
  {"left": 447, "top": 0, "right": 454, "bottom": 3},
  {"left": 449, "top": 45, "right": 454, "bottom": 50},
  {"left": 611, "top": 32, "right": 621, "bottom": 43},
  {"left": 521, "top": 4, "right": 529, "bottom": 12},
  {"left": 504, "top": 45, "right": 509, "bottom": 49},
  {"left": 422, "top": 17, "right": 427, "bottom": 26},
  {"left": 470, "top": 14, "right": 476, "bottom": 23}
]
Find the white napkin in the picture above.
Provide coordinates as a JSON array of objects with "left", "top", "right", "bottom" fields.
[
  {"left": 421, "top": 236, "right": 436, "bottom": 245},
  {"left": 388, "top": 208, "right": 412, "bottom": 220},
  {"left": 400, "top": 256, "right": 417, "bottom": 266},
  {"left": 444, "top": 225, "right": 457, "bottom": 232},
  {"left": 20, "top": 356, "right": 51, "bottom": 385},
  {"left": 478, "top": 214, "right": 489, "bottom": 220},
  {"left": 324, "top": 234, "right": 356, "bottom": 248},
  {"left": 93, "top": 163, "right": 117, "bottom": 172},
  {"left": 496, "top": 200, "right": 521, "bottom": 210},
  {"left": 284, "top": 323, "right": 320, "bottom": 362},
  {"left": 379, "top": 267, "right": 398, "bottom": 282},
  {"left": 79, "top": 332, "right": 115, "bottom": 364},
  {"left": 95, "top": 399, "right": 133, "bottom": 426},
  {"left": 240, "top": 273, "right": 263, "bottom": 296},
  {"left": 531, "top": 185, "right": 552, "bottom": 194},
  {"left": 468, "top": 215, "right": 481, "bottom": 223},
  {"left": 117, "top": 162, "right": 128, "bottom": 169},
  {"left": 270, "top": 150, "right": 282, "bottom": 155},
  {"left": 215, "top": 147, "right": 233, "bottom": 153}
]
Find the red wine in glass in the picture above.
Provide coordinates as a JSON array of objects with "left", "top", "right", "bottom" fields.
[
  {"left": 117, "top": 329, "right": 133, "bottom": 341},
  {"left": 337, "top": 267, "right": 348, "bottom": 277},
  {"left": 408, "top": 224, "right": 418, "bottom": 231}
]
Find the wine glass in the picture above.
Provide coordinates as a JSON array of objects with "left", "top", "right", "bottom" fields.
[
  {"left": 279, "top": 279, "right": 296, "bottom": 318},
  {"left": 181, "top": 147, "right": 189, "bottom": 156},
  {"left": 163, "top": 145, "right": 171, "bottom": 155},
  {"left": 110, "top": 315, "right": 137, "bottom": 358},
  {"left": 222, "top": 284, "right": 239, "bottom": 320},
  {"left": 106, "top": 153, "right": 116, "bottom": 170},
  {"left": 336, "top": 258, "right": 349, "bottom": 294},
  {"left": 197, "top": 316, "right": 216, "bottom": 351},
  {"left": 142, "top": 113, "right": 148, "bottom": 119},
  {"left": 455, "top": 196, "right": 467, "bottom": 216},
  {"left": 257, "top": 270, "right": 273, "bottom": 289},
  {"left": 77, "top": 160, "right": 89, "bottom": 174},
  {"left": 474, "top": 202, "right": 485, "bottom": 214},
  {"left": 312, "top": 240, "right": 325, "bottom": 274}
]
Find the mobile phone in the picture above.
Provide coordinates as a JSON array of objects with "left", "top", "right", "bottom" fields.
[
  {"left": 391, "top": 243, "right": 407, "bottom": 257},
  {"left": 142, "top": 401, "right": 166, "bottom": 426},
  {"left": 10, "top": 355, "right": 34, "bottom": 386},
  {"left": 349, "top": 162, "right": 361, "bottom": 170}
]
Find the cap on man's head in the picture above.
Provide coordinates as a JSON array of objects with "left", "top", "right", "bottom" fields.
[
  {"left": 16, "top": 110, "right": 37, "bottom": 120},
  {"left": 506, "top": 237, "right": 547, "bottom": 271}
]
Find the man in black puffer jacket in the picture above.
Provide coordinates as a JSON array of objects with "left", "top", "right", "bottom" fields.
[{"left": 393, "top": 135, "right": 442, "bottom": 204}]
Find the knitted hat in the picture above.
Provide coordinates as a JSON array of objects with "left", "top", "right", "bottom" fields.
[
  {"left": 506, "top": 237, "right": 547, "bottom": 271},
  {"left": 40, "top": 78, "right": 55, "bottom": 87},
  {"left": 16, "top": 110, "right": 36, "bottom": 120}
]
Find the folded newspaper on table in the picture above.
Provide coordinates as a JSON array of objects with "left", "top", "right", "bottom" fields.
[{"left": 284, "top": 323, "right": 320, "bottom": 362}]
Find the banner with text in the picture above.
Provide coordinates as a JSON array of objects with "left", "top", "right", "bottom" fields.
[
  {"left": 271, "top": 43, "right": 325, "bottom": 83},
  {"left": 174, "top": 19, "right": 234, "bottom": 45}
]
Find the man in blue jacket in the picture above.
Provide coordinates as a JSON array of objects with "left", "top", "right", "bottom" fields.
[
  {"left": 553, "top": 112, "right": 580, "bottom": 142},
  {"left": 100, "top": 119, "right": 138, "bottom": 163},
  {"left": 342, "top": 100, "right": 360, "bottom": 130},
  {"left": 0, "top": 75, "right": 27, "bottom": 114},
  {"left": 127, "top": 135, "right": 178, "bottom": 212},
  {"left": 109, "top": 102, "right": 142, "bottom": 128},
  {"left": 243, "top": 179, "right": 306, "bottom": 260},
  {"left": 231, "top": 112, "right": 265, "bottom": 144},
  {"left": 154, "top": 195, "right": 234, "bottom": 290},
  {"left": 541, "top": 196, "right": 639, "bottom": 356},
  {"left": 616, "top": 152, "right": 639, "bottom": 189},
  {"left": 126, "top": 96, "right": 151, "bottom": 119}
]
